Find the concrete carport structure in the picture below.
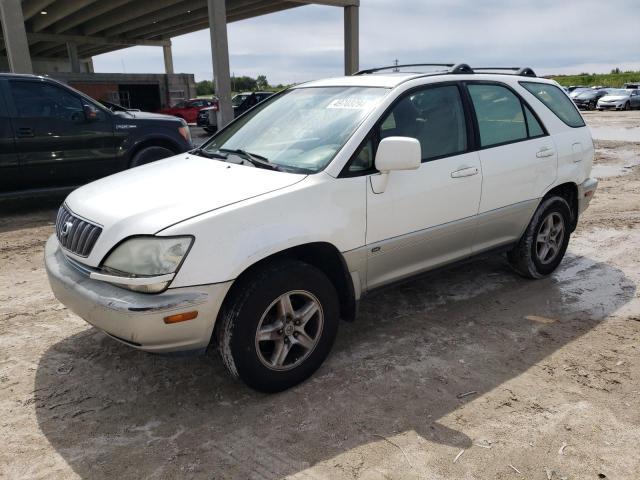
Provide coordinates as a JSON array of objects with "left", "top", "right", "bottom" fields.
[{"left": 0, "top": 0, "right": 359, "bottom": 127}]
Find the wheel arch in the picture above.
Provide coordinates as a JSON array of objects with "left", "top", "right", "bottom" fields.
[
  {"left": 127, "top": 136, "right": 180, "bottom": 166},
  {"left": 542, "top": 182, "right": 579, "bottom": 231},
  {"left": 219, "top": 242, "right": 357, "bottom": 324}
]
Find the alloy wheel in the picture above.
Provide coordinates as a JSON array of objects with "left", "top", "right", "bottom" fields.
[
  {"left": 536, "top": 212, "right": 565, "bottom": 265},
  {"left": 255, "top": 290, "right": 324, "bottom": 371}
]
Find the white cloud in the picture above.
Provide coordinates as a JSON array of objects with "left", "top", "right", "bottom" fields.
[{"left": 93, "top": 0, "right": 640, "bottom": 84}]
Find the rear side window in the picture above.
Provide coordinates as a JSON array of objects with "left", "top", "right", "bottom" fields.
[
  {"left": 520, "top": 81, "right": 585, "bottom": 127},
  {"left": 524, "top": 105, "right": 544, "bottom": 137},
  {"left": 468, "top": 84, "right": 527, "bottom": 147}
]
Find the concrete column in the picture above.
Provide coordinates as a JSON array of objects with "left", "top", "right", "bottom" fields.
[
  {"left": 0, "top": 0, "right": 33, "bottom": 73},
  {"left": 66, "top": 42, "right": 80, "bottom": 73},
  {"left": 207, "top": 0, "right": 233, "bottom": 129},
  {"left": 86, "top": 57, "right": 95, "bottom": 73},
  {"left": 163, "top": 44, "right": 174, "bottom": 74},
  {"left": 344, "top": 5, "right": 359, "bottom": 75}
]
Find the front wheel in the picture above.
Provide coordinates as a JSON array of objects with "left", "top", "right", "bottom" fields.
[
  {"left": 624, "top": 102, "right": 631, "bottom": 111},
  {"left": 130, "top": 146, "right": 174, "bottom": 168},
  {"left": 215, "top": 260, "right": 339, "bottom": 392},
  {"left": 507, "top": 196, "right": 572, "bottom": 279}
]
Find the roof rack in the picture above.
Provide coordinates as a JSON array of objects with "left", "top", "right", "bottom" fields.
[{"left": 353, "top": 63, "right": 536, "bottom": 78}]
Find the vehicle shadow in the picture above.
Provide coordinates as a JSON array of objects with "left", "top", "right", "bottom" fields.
[
  {"left": 0, "top": 195, "right": 63, "bottom": 234},
  {"left": 33, "top": 251, "right": 635, "bottom": 479}
]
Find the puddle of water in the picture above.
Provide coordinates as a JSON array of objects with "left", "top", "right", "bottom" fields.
[{"left": 590, "top": 126, "right": 640, "bottom": 142}]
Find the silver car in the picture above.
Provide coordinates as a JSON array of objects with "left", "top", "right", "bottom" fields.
[{"left": 597, "top": 88, "right": 640, "bottom": 110}]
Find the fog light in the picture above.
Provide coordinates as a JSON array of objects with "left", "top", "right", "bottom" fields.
[{"left": 164, "top": 311, "right": 198, "bottom": 324}]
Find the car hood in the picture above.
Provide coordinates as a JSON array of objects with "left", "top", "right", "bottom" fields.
[
  {"left": 600, "top": 95, "right": 628, "bottom": 101},
  {"left": 116, "top": 110, "right": 180, "bottom": 121},
  {"left": 65, "top": 152, "right": 307, "bottom": 244}
]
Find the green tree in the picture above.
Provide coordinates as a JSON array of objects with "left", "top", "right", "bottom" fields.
[
  {"left": 196, "top": 80, "right": 214, "bottom": 96},
  {"left": 256, "top": 74, "right": 269, "bottom": 90}
]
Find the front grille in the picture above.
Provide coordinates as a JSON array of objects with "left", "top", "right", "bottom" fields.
[{"left": 55, "top": 205, "right": 102, "bottom": 257}]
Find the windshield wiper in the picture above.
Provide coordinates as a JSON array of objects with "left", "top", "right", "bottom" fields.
[
  {"left": 190, "top": 147, "right": 227, "bottom": 159},
  {"left": 219, "top": 148, "right": 279, "bottom": 171}
]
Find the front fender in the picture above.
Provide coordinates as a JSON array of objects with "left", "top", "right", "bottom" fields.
[{"left": 160, "top": 173, "right": 367, "bottom": 289}]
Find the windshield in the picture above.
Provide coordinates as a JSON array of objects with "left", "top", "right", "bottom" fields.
[
  {"left": 202, "top": 86, "right": 389, "bottom": 173},
  {"left": 605, "top": 89, "right": 627, "bottom": 96},
  {"left": 232, "top": 94, "right": 250, "bottom": 107}
]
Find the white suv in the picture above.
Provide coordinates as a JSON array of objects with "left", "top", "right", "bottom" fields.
[{"left": 46, "top": 64, "right": 598, "bottom": 392}]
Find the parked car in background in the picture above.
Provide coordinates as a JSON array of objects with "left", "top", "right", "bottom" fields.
[
  {"left": 623, "top": 82, "right": 639, "bottom": 90},
  {"left": 46, "top": 65, "right": 597, "bottom": 392},
  {"left": 567, "top": 85, "right": 586, "bottom": 92},
  {"left": 197, "top": 91, "right": 274, "bottom": 133},
  {"left": 159, "top": 98, "right": 215, "bottom": 123},
  {"left": 0, "top": 74, "right": 193, "bottom": 195},
  {"left": 569, "top": 87, "right": 590, "bottom": 99},
  {"left": 597, "top": 88, "right": 640, "bottom": 110},
  {"left": 573, "top": 88, "right": 610, "bottom": 110}
]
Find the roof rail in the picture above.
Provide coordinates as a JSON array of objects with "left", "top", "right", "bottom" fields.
[
  {"left": 354, "top": 63, "right": 454, "bottom": 75},
  {"left": 353, "top": 63, "right": 537, "bottom": 78},
  {"left": 472, "top": 66, "right": 537, "bottom": 77}
]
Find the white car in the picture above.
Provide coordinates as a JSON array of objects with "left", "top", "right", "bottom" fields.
[
  {"left": 46, "top": 64, "right": 598, "bottom": 392},
  {"left": 596, "top": 88, "right": 640, "bottom": 110}
]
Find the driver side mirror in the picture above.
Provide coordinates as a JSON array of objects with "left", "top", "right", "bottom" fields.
[
  {"left": 371, "top": 136, "right": 421, "bottom": 193},
  {"left": 83, "top": 104, "right": 100, "bottom": 121}
]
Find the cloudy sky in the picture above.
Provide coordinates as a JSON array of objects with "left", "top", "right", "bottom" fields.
[{"left": 94, "top": 0, "right": 640, "bottom": 85}]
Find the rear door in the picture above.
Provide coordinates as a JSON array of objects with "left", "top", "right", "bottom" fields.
[
  {"left": 8, "top": 79, "right": 117, "bottom": 189},
  {"left": 0, "top": 79, "right": 21, "bottom": 193},
  {"left": 465, "top": 82, "right": 557, "bottom": 253}
]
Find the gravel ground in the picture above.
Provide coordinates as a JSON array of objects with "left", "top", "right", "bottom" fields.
[{"left": 1, "top": 111, "right": 639, "bottom": 480}]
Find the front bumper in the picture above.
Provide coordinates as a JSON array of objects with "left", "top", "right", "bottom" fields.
[
  {"left": 45, "top": 236, "right": 232, "bottom": 353},
  {"left": 597, "top": 103, "right": 623, "bottom": 110},
  {"left": 578, "top": 178, "right": 598, "bottom": 215}
]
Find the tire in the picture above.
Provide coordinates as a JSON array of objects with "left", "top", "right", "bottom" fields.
[
  {"left": 589, "top": 100, "right": 596, "bottom": 110},
  {"left": 624, "top": 102, "right": 631, "bottom": 111},
  {"left": 215, "top": 260, "right": 339, "bottom": 392},
  {"left": 204, "top": 126, "right": 218, "bottom": 134},
  {"left": 507, "top": 196, "right": 572, "bottom": 279},
  {"left": 129, "top": 146, "right": 174, "bottom": 168}
]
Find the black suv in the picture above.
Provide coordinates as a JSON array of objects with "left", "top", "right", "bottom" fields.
[{"left": 0, "top": 74, "right": 192, "bottom": 196}]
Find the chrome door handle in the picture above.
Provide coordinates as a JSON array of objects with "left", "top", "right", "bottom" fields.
[
  {"left": 536, "top": 147, "right": 555, "bottom": 158},
  {"left": 451, "top": 166, "right": 479, "bottom": 178}
]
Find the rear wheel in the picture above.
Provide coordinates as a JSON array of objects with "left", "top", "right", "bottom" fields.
[
  {"left": 215, "top": 260, "right": 339, "bottom": 392},
  {"left": 130, "top": 146, "right": 174, "bottom": 168},
  {"left": 507, "top": 196, "right": 572, "bottom": 279}
]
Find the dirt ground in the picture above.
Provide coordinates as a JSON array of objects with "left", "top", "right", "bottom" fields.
[{"left": 1, "top": 112, "right": 640, "bottom": 480}]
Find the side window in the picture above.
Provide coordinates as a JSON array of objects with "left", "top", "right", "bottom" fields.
[
  {"left": 468, "top": 84, "right": 527, "bottom": 147},
  {"left": 378, "top": 85, "right": 467, "bottom": 161},
  {"left": 524, "top": 104, "right": 544, "bottom": 137},
  {"left": 10, "top": 81, "right": 83, "bottom": 121},
  {"left": 520, "top": 81, "right": 585, "bottom": 128}
]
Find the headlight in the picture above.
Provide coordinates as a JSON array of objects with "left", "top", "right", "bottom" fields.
[{"left": 100, "top": 236, "right": 193, "bottom": 293}]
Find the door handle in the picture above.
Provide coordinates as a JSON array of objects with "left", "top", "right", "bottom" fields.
[
  {"left": 16, "top": 127, "right": 34, "bottom": 138},
  {"left": 536, "top": 146, "right": 555, "bottom": 158},
  {"left": 450, "top": 166, "right": 479, "bottom": 178}
]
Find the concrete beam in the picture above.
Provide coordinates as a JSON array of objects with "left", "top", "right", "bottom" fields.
[
  {"left": 102, "top": 0, "right": 205, "bottom": 37},
  {"left": 52, "top": 0, "right": 135, "bottom": 34},
  {"left": 31, "top": 0, "right": 99, "bottom": 32},
  {"left": 0, "top": 0, "right": 33, "bottom": 73},
  {"left": 22, "top": 0, "right": 55, "bottom": 20},
  {"left": 66, "top": 42, "right": 80, "bottom": 73},
  {"left": 343, "top": 4, "right": 358, "bottom": 75},
  {"left": 21, "top": 32, "right": 171, "bottom": 47},
  {"left": 288, "top": 0, "right": 359, "bottom": 6},
  {"left": 82, "top": 0, "right": 184, "bottom": 35},
  {"left": 208, "top": 0, "right": 233, "bottom": 128},
  {"left": 163, "top": 44, "right": 174, "bottom": 74}
]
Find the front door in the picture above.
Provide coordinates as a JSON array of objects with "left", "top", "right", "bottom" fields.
[
  {"left": 8, "top": 79, "right": 116, "bottom": 189},
  {"left": 362, "top": 84, "right": 482, "bottom": 289}
]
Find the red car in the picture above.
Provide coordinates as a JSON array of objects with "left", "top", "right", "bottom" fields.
[{"left": 159, "top": 98, "right": 215, "bottom": 123}]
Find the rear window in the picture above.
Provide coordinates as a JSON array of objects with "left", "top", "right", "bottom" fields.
[{"left": 520, "top": 82, "right": 585, "bottom": 128}]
